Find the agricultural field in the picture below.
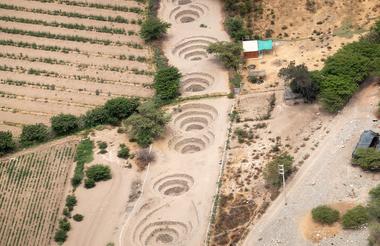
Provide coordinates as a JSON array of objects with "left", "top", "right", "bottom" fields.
[
  {"left": 0, "top": 0, "right": 153, "bottom": 136},
  {"left": 0, "top": 138, "right": 79, "bottom": 246}
]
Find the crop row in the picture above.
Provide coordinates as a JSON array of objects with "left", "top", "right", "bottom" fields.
[
  {"left": 0, "top": 40, "right": 148, "bottom": 62},
  {"left": 0, "top": 16, "right": 136, "bottom": 35},
  {"left": 0, "top": 142, "right": 77, "bottom": 246},
  {"left": 31, "top": 0, "right": 144, "bottom": 14},
  {"left": 0, "top": 27, "right": 143, "bottom": 48},
  {"left": 0, "top": 4, "right": 142, "bottom": 25},
  {"left": 1, "top": 79, "right": 57, "bottom": 91},
  {"left": 0, "top": 64, "right": 152, "bottom": 86},
  {"left": 0, "top": 52, "right": 149, "bottom": 73}
]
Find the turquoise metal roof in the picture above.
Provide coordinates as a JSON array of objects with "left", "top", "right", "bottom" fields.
[{"left": 258, "top": 40, "right": 273, "bottom": 51}]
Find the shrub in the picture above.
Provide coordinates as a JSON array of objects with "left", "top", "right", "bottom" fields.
[
  {"left": 86, "top": 164, "right": 111, "bottom": 182},
  {"left": 342, "top": 205, "right": 369, "bottom": 229},
  {"left": 154, "top": 66, "right": 181, "bottom": 102},
  {"left": 311, "top": 205, "right": 340, "bottom": 225},
  {"left": 352, "top": 148, "right": 380, "bottom": 171},
  {"left": 117, "top": 144, "right": 130, "bottom": 159},
  {"left": 225, "top": 17, "right": 249, "bottom": 41},
  {"left": 51, "top": 113, "right": 79, "bottom": 135},
  {"left": 278, "top": 61, "right": 319, "bottom": 102},
  {"left": 97, "top": 141, "right": 107, "bottom": 149},
  {"left": 0, "top": 131, "right": 15, "bottom": 156},
  {"left": 263, "top": 153, "right": 294, "bottom": 187},
  {"left": 104, "top": 97, "right": 140, "bottom": 123},
  {"left": 59, "top": 218, "right": 71, "bottom": 231},
  {"left": 125, "top": 102, "right": 170, "bottom": 147},
  {"left": 207, "top": 42, "right": 242, "bottom": 70},
  {"left": 66, "top": 195, "right": 77, "bottom": 211},
  {"left": 73, "top": 214, "right": 84, "bottom": 222},
  {"left": 140, "top": 17, "right": 170, "bottom": 42},
  {"left": 84, "top": 178, "right": 96, "bottom": 188},
  {"left": 83, "top": 106, "right": 109, "bottom": 127},
  {"left": 136, "top": 148, "right": 156, "bottom": 170},
  {"left": 72, "top": 138, "right": 93, "bottom": 187},
  {"left": 20, "top": 123, "right": 49, "bottom": 147},
  {"left": 62, "top": 207, "right": 70, "bottom": 217},
  {"left": 54, "top": 229, "right": 67, "bottom": 243},
  {"left": 370, "top": 185, "right": 380, "bottom": 200}
]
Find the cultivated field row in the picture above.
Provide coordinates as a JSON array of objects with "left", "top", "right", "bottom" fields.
[
  {"left": 0, "top": 0, "right": 154, "bottom": 135},
  {"left": 0, "top": 140, "right": 78, "bottom": 246}
]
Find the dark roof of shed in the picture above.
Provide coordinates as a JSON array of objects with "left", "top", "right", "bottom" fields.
[{"left": 356, "top": 130, "right": 378, "bottom": 149}]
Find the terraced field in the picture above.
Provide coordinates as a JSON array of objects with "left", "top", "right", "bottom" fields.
[
  {"left": 0, "top": 138, "right": 79, "bottom": 246},
  {"left": 0, "top": 0, "right": 153, "bottom": 135}
]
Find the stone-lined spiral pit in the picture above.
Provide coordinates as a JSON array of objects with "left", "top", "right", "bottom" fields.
[
  {"left": 181, "top": 72, "right": 215, "bottom": 92},
  {"left": 169, "top": 3, "right": 209, "bottom": 23},
  {"left": 172, "top": 36, "right": 218, "bottom": 61},
  {"left": 170, "top": 131, "right": 215, "bottom": 154},
  {"left": 153, "top": 174, "right": 194, "bottom": 196},
  {"left": 173, "top": 103, "right": 218, "bottom": 131},
  {"left": 136, "top": 221, "right": 190, "bottom": 245}
]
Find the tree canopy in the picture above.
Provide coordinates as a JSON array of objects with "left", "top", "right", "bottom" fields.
[
  {"left": 225, "top": 17, "right": 249, "bottom": 41},
  {"left": 140, "top": 17, "right": 170, "bottom": 42},
  {"left": 20, "top": 123, "right": 49, "bottom": 147},
  {"left": 103, "top": 97, "right": 140, "bottom": 123},
  {"left": 207, "top": 41, "right": 243, "bottom": 70},
  {"left": 154, "top": 66, "right": 181, "bottom": 102},
  {"left": 0, "top": 131, "right": 16, "bottom": 156},
  {"left": 263, "top": 153, "right": 294, "bottom": 187},
  {"left": 51, "top": 113, "right": 79, "bottom": 136},
  {"left": 125, "top": 101, "right": 170, "bottom": 147}
]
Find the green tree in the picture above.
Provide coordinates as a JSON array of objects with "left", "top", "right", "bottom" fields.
[
  {"left": 352, "top": 148, "right": 380, "bottom": 171},
  {"left": 154, "top": 66, "right": 181, "bottom": 102},
  {"left": 363, "top": 19, "right": 380, "bottom": 44},
  {"left": 86, "top": 164, "right": 111, "bottom": 182},
  {"left": 311, "top": 205, "right": 340, "bottom": 225},
  {"left": 54, "top": 229, "right": 67, "bottom": 243},
  {"left": 0, "top": 131, "right": 16, "bottom": 156},
  {"left": 207, "top": 42, "right": 242, "bottom": 70},
  {"left": 319, "top": 75, "right": 358, "bottom": 113},
  {"left": 58, "top": 218, "right": 71, "bottom": 231},
  {"left": 117, "top": 144, "right": 130, "bottom": 159},
  {"left": 20, "top": 123, "right": 49, "bottom": 147},
  {"left": 83, "top": 106, "right": 109, "bottom": 127},
  {"left": 73, "top": 214, "right": 84, "bottom": 222},
  {"left": 342, "top": 205, "right": 369, "bottom": 229},
  {"left": 278, "top": 61, "right": 319, "bottom": 102},
  {"left": 125, "top": 102, "right": 170, "bottom": 147},
  {"left": 104, "top": 97, "right": 140, "bottom": 123},
  {"left": 84, "top": 178, "right": 96, "bottom": 188},
  {"left": 225, "top": 17, "right": 249, "bottom": 41},
  {"left": 140, "top": 17, "right": 170, "bottom": 42},
  {"left": 263, "top": 153, "right": 294, "bottom": 187},
  {"left": 66, "top": 195, "right": 77, "bottom": 211},
  {"left": 51, "top": 113, "right": 79, "bottom": 135}
]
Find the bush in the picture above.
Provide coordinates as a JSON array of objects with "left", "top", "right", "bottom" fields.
[
  {"left": 342, "top": 205, "right": 369, "bottom": 229},
  {"left": 20, "top": 123, "right": 49, "bottom": 147},
  {"left": 51, "top": 113, "right": 79, "bottom": 135},
  {"left": 136, "top": 148, "right": 156, "bottom": 170},
  {"left": 54, "top": 229, "right": 67, "bottom": 243},
  {"left": 84, "top": 178, "right": 96, "bottom": 188},
  {"left": 370, "top": 185, "right": 380, "bottom": 200},
  {"left": 86, "top": 164, "right": 111, "bottom": 182},
  {"left": 83, "top": 106, "right": 109, "bottom": 127},
  {"left": 62, "top": 207, "right": 70, "bottom": 217},
  {"left": 125, "top": 102, "right": 169, "bottom": 147},
  {"left": 66, "top": 195, "right": 77, "bottom": 211},
  {"left": 225, "top": 17, "right": 249, "bottom": 41},
  {"left": 140, "top": 17, "right": 170, "bottom": 42},
  {"left": 73, "top": 214, "right": 84, "bottom": 222},
  {"left": 0, "top": 131, "right": 16, "bottom": 156},
  {"left": 154, "top": 66, "right": 181, "bottom": 102},
  {"left": 278, "top": 61, "right": 319, "bottom": 102},
  {"left": 59, "top": 218, "right": 71, "bottom": 231},
  {"left": 72, "top": 138, "right": 94, "bottom": 187},
  {"left": 207, "top": 42, "right": 242, "bottom": 70},
  {"left": 263, "top": 153, "right": 294, "bottom": 187},
  {"left": 104, "top": 97, "right": 140, "bottom": 123},
  {"left": 98, "top": 141, "right": 107, "bottom": 149},
  {"left": 117, "top": 144, "right": 130, "bottom": 159},
  {"left": 352, "top": 148, "right": 380, "bottom": 171},
  {"left": 311, "top": 205, "right": 340, "bottom": 225}
]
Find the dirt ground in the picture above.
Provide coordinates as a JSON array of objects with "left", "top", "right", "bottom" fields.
[
  {"left": 210, "top": 0, "right": 380, "bottom": 245},
  {"left": 0, "top": 0, "right": 153, "bottom": 136}
]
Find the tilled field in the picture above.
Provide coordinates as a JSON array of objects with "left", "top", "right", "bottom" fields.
[
  {"left": 0, "top": 0, "right": 153, "bottom": 135},
  {"left": 0, "top": 139, "right": 79, "bottom": 246}
]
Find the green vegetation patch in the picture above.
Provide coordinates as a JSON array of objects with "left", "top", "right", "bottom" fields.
[{"left": 311, "top": 205, "right": 340, "bottom": 225}]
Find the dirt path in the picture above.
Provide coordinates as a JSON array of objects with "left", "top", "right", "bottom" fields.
[{"left": 243, "top": 83, "right": 380, "bottom": 246}]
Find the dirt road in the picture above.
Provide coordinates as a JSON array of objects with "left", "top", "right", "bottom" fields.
[{"left": 243, "top": 83, "right": 380, "bottom": 246}]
